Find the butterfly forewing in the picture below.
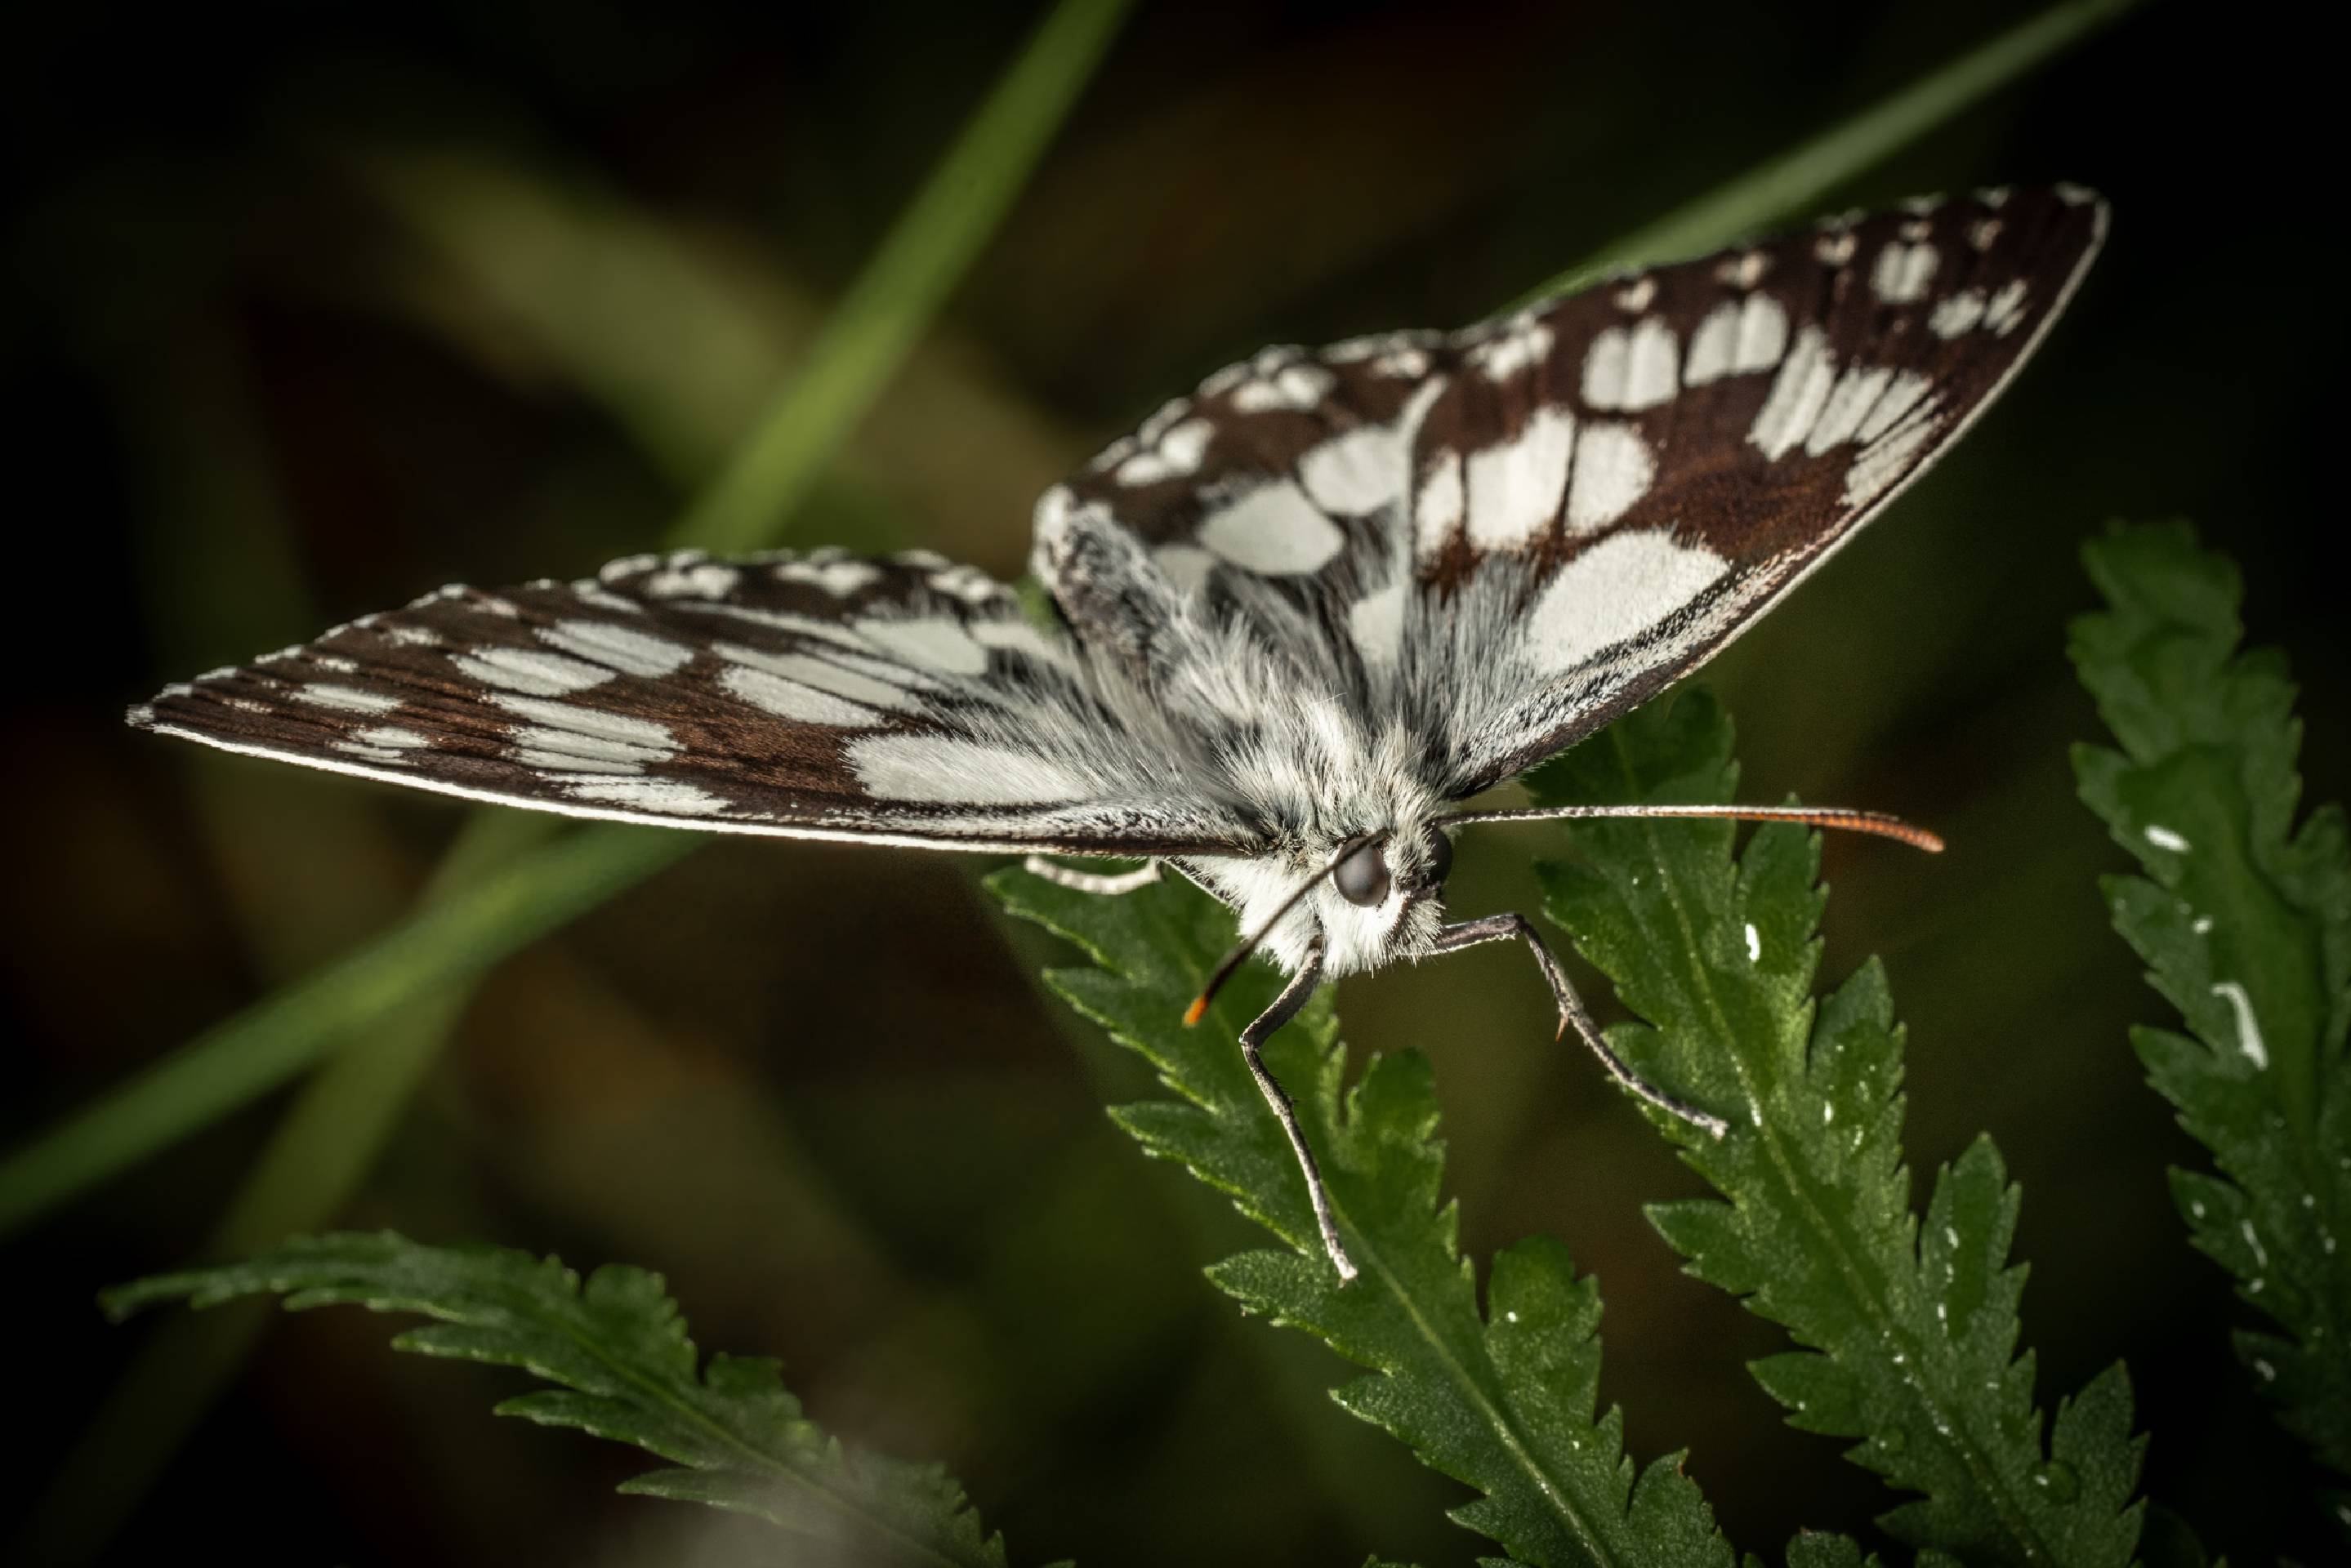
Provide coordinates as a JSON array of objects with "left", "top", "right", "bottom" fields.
[
  {"left": 1036, "top": 185, "right": 2106, "bottom": 795},
  {"left": 131, "top": 548, "right": 1265, "bottom": 854},
  {"left": 138, "top": 188, "right": 2104, "bottom": 861}
]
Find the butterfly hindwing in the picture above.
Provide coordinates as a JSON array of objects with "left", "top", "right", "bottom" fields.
[
  {"left": 131, "top": 548, "right": 1265, "bottom": 854},
  {"left": 1037, "top": 185, "right": 2106, "bottom": 795}
]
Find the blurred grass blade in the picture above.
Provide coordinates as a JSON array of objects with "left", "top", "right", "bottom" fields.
[
  {"left": 0, "top": 0, "right": 1135, "bottom": 1243},
  {"left": 1523, "top": 0, "right": 2145, "bottom": 301},
  {"left": 0, "top": 825, "right": 692, "bottom": 1239},
  {"left": 670, "top": 0, "right": 1133, "bottom": 555},
  {"left": 0, "top": 0, "right": 2126, "bottom": 1237}
]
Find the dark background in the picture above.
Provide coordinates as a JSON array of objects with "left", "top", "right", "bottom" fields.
[{"left": 6, "top": 1, "right": 2343, "bottom": 1563}]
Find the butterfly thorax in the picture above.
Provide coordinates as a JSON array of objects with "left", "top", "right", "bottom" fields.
[{"left": 1140, "top": 635, "right": 1453, "bottom": 978}]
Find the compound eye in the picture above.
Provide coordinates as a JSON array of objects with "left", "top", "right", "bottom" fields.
[
  {"left": 1332, "top": 839, "right": 1391, "bottom": 907},
  {"left": 1423, "top": 826, "right": 1454, "bottom": 888}
]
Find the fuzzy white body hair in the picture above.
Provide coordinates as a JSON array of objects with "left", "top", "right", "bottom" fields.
[{"left": 1034, "top": 497, "right": 1460, "bottom": 978}]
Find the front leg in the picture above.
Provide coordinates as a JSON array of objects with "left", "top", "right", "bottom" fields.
[
  {"left": 1235, "top": 941, "right": 1358, "bottom": 1282},
  {"left": 1432, "top": 913, "right": 1729, "bottom": 1138},
  {"left": 1021, "top": 857, "right": 1162, "bottom": 895}
]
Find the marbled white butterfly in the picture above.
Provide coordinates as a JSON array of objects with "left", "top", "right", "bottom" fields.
[{"left": 133, "top": 185, "right": 2107, "bottom": 1280}]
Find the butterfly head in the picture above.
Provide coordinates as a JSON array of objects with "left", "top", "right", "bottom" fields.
[
  {"left": 1320, "top": 821, "right": 1454, "bottom": 964},
  {"left": 1186, "top": 814, "right": 1457, "bottom": 999}
]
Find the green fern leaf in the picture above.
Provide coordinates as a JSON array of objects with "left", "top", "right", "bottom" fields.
[
  {"left": 990, "top": 863, "right": 1730, "bottom": 1568},
  {"left": 2069, "top": 522, "right": 2351, "bottom": 1491},
  {"left": 1529, "top": 688, "right": 2144, "bottom": 1566},
  {"left": 102, "top": 1232, "right": 1024, "bottom": 1566}
]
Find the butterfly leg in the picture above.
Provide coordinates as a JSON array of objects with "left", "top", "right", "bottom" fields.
[
  {"left": 1021, "top": 857, "right": 1162, "bottom": 895},
  {"left": 1432, "top": 914, "right": 1729, "bottom": 1138},
  {"left": 1237, "top": 941, "right": 1358, "bottom": 1283}
]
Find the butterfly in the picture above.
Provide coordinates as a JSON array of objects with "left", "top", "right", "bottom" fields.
[{"left": 132, "top": 185, "right": 2106, "bottom": 1281}]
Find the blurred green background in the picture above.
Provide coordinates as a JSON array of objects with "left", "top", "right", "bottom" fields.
[{"left": 6, "top": 1, "right": 2344, "bottom": 1563}]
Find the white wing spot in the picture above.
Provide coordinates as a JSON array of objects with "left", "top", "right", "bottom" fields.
[
  {"left": 1116, "top": 417, "right": 1214, "bottom": 486},
  {"left": 1749, "top": 327, "right": 1836, "bottom": 459},
  {"left": 1815, "top": 231, "right": 1857, "bottom": 266},
  {"left": 598, "top": 553, "right": 660, "bottom": 583},
  {"left": 1323, "top": 332, "right": 1391, "bottom": 363},
  {"left": 970, "top": 617, "right": 1073, "bottom": 669},
  {"left": 1969, "top": 217, "right": 2003, "bottom": 251},
  {"left": 1371, "top": 345, "right": 1432, "bottom": 377},
  {"left": 352, "top": 726, "right": 428, "bottom": 750},
  {"left": 1984, "top": 279, "right": 2030, "bottom": 336},
  {"left": 540, "top": 621, "right": 694, "bottom": 678},
  {"left": 1564, "top": 421, "right": 1655, "bottom": 534},
  {"left": 568, "top": 778, "right": 729, "bottom": 817},
  {"left": 2144, "top": 824, "right": 2192, "bottom": 853},
  {"left": 774, "top": 558, "right": 884, "bottom": 596},
  {"left": 715, "top": 642, "right": 924, "bottom": 714},
  {"left": 847, "top": 734, "right": 1095, "bottom": 804},
  {"left": 1349, "top": 579, "right": 1407, "bottom": 673},
  {"left": 1465, "top": 314, "right": 1553, "bottom": 381},
  {"left": 493, "top": 697, "right": 676, "bottom": 758},
  {"left": 1134, "top": 399, "right": 1189, "bottom": 446},
  {"left": 1687, "top": 295, "right": 1788, "bottom": 385},
  {"left": 1685, "top": 305, "right": 1737, "bottom": 386},
  {"left": 453, "top": 646, "right": 615, "bottom": 697},
  {"left": 568, "top": 581, "right": 645, "bottom": 616},
  {"left": 719, "top": 664, "right": 886, "bottom": 728},
  {"left": 295, "top": 684, "right": 403, "bottom": 715},
  {"left": 1465, "top": 407, "right": 1574, "bottom": 551},
  {"left": 1413, "top": 452, "right": 1465, "bottom": 561},
  {"left": 1613, "top": 275, "right": 1656, "bottom": 311},
  {"left": 1733, "top": 295, "right": 1790, "bottom": 372},
  {"left": 1523, "top": 530, "right": 1727, "bottom": 674},
  {"left": 1298, "top": 425, "right": 1406, "bottom": 517},
  {"left": 1806, "top": 367, "right": 1894, "bottom": 455},
  {"left": 1871, "top": 241, "right": 1939, "bottom": 303},
  {"left": 1930, "top": 290, "right": 1988, "bottom": 338},
  {"left": 1856, "top": 372, "right": 1934, "bottom": 444},
  {"left": 644, "top": 562, "right": 742, "bottom": 599},
  {"left": 1843, "top": 387, "right": 1942, "bottom": 508},
  {"left": 857, "top": 615, "right": 990, "bottom": 676},
  {"left": 1201, "top": 481, "right": 1345, "bottom": 574},
  {"left": 1581, "top": 318, "right": 1677, "bottom": 412},
  {"left": 1714, "top": 251, "right": 1770, "bottom": 288},
  {"left": 1229, "top": 354, "right": 1335, "bottom": 412}
]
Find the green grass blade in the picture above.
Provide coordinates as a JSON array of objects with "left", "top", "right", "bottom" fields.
[
  {"left": 1522, "top": 0, "right": 2145, "bottom": 302},
  {"left": 0, "top": 824, "right": 692, "bottom": 1240},
  {"left": 669, "top": 0, "right": 1134, "bottom": 555}
]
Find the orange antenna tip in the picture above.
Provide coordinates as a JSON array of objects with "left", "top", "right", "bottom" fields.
[{"left": 1183, "top": 996, "right": 1209, "bottom": 1027}]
